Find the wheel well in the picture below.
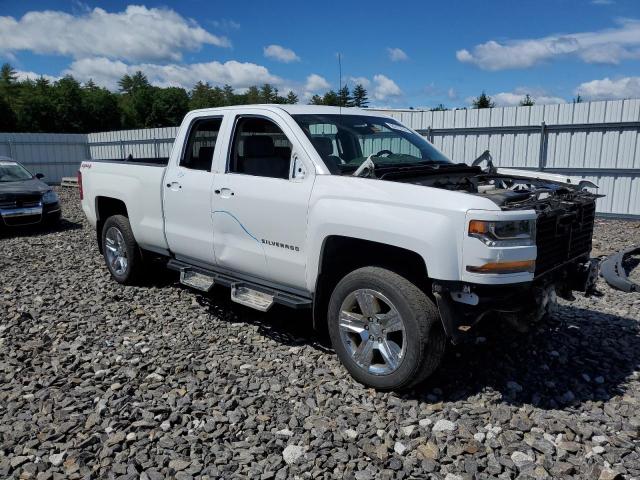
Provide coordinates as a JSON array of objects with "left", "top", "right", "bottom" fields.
[
  {"left": 95, "top": 197, "right": 128, "bottom": 253},
  {"left": 313, "top": 236, "right": 429, "bottom": 335}
]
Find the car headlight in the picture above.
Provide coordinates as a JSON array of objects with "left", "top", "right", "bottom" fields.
[
  {"left": 42, "top": 190, "right": 59, "bottom": 204},
  {"left": 468, "top": 219, "right": 536, "bottom": 247}
]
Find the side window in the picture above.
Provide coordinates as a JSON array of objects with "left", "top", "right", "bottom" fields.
[
  {"left": 229, "top": 117, "right": 292, "bottom": 179},
  {"left": 181, "top": 117, "right": 223, "bottom": 171}
]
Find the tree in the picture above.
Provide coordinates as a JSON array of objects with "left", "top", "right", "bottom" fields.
[
  {"left": 259, "top": 84, "right": 276, "bottom": 103},
  {"left": 573, "top": 95, "right": 583, "bottom": 104},
  {"left": 322, "top": 90, "right": 339, "bottom": 106},
  {"left": 52, "top": 75, "right": 84, "bottom": 132},
  {"left": 309, "top": 94, "right": 324, "bottom": 105},
  {"left": 0, "top": 96, "right": 16, "bottom": 131},
  {"left": 244, "top": 85, "right": 261, "bottom": 104},
  {"left": 430, "top": 104, "right": 448, "bottom": 111},
  {"left": 285, "top": 91, "right": 298, "bottom": 104},
  {"left": 222, "top": 84, "right": 236, "bottom": 105},
  {"left": 472, "top": 91, "right": 495, "bottom": 109},
  {"left": 81, "top": 81, "right": 120, "bottom": 132},
  {"left": 337, "top": 85, "right": 352, "bottom": 107},
  {"left": 519, "top": 94, "right": 535, "bottom": 107},
  {"left": 118, "top": 71, "right": 150, "bottom": 94},
  {"left": 352, "top": 84, "right": 369, "bottom": 108},
  {"left": 147, "top": 87, "right": 189, "bottom": 127},
  {"left": 118, "top": 72, "right": 154, "bottom": 128},
  {"left": 16, "top": 78, "right": 57, "bottom": 132}
]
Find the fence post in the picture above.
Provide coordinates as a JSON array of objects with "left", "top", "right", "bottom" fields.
[
  {"left": 427, "top": 126, "right": 433, "bottom": 143},
  {"left": 7, "top": 140, "right": 14, "bottom": 159},
  {"left": 120, "top": 140, "right": 125, "bottom": 160},
  {"left": 538, "top": 121, "right": 547, "bottom": 171},
  {"left": 154, "top": 139, "right": 159, "bottom": 159}
]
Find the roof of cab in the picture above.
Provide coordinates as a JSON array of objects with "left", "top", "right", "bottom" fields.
[{"left": 188, "top": 104, "right": 393, "bottom": 118}]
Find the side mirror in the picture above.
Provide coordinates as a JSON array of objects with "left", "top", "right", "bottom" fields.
[{"left": 35, "top": 173, "right": 45, "bottom": 179}]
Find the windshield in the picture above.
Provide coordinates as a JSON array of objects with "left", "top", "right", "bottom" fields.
[
  {"left": 0, "top": 161, "right": 33, "bottom": 182},
  {"left": 292, "top": 114, "right": 452, "bottom": 175}
]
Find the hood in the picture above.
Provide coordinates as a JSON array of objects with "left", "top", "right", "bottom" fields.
[
  {"left": 0, "top": 178, "right": 50, "bottom": 199},
  {"left": 384, "top": 165, "right": 600, "bottom": 212}
]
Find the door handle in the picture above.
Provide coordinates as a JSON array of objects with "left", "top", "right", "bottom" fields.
[
  {"left": 216, "top": 188, "right": 234, "bottom": 197},
  {"left": 166, "top": 181, "right": 182, "bottom": 190}
]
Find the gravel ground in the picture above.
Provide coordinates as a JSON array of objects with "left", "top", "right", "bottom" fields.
[{"left": 1, "top": 188, "right": 639, "bottom": 480}]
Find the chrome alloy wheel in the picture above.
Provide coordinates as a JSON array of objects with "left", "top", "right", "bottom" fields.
[
  {"left": 338, "top": 289, "right": 407, "bottom": 375},
  {"left": 104, "top": 226, "right": 128, "bottom": 275}
]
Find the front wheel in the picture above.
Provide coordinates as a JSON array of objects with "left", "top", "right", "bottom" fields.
[
  {"left": 101, "top": 215, "right": 143, "bottom": 285},
  {"left": 327, "top": 267, "right": 446, "bottom": 390}
]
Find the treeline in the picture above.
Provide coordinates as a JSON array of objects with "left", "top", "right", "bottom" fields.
[
  {"left": 0, "top": 62, "right": 375, "bottom": 134},
  {"left": 0, "top": 63, "right": 305, "bottom": 133}
]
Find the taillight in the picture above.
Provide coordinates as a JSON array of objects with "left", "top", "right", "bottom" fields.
[{"left": 77, "top": 170, "right": 83, "bottom": 200}]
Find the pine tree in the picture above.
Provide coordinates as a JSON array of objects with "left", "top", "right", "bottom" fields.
[
  {"left": 352, "top": 84, "right": 369, "bottom": 108},
  {"left": 259, "top": 84, "right": 276, "bottom": 103},
  {"left": 322, "top": 90, "right": 339, "bottom": 106},
  {"left": 472, "top": 91, "right": 495, "bottom": 109},
  {"left": 519, "top": 94, "right": 535, "bottom": 107},
  {"left": 285, "top": 91, "right": 298, "bottom": 104},
  {"left": 430, "top": 104, "right": 448, "bottom": 111},
  {"left": 309, "top": 94, "right": 324, "bottom": 105},
  {"left": 337, "top": 85, "right": 352, "bottom": 107}
]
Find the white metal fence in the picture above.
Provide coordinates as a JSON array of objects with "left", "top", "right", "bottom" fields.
[
  {"left": 0, "top": 133, "right": 88, "bottom": 184},
  {"left": 2, "top": 99, "right": 639, "bottom": 218},
  {"left": 370, "top": 100, "right": 640, "bottom": 218}
]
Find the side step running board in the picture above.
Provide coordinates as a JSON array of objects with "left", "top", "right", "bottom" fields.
[
  {"left": 180, "top": 270, "right": 215, "bottom": 292},
  {"left": 167, "top": 259, "right": 312, "bottom": 310},
  {"left": 231, "top": 283, "right": 274, "bottom": 311}
]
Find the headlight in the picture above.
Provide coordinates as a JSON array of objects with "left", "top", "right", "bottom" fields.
[
  {"left": 42, "top": 190, "right": 59, "bottom": 204},
  {"left": 468, "top": 219, "right": 536, "bottom": 247}
]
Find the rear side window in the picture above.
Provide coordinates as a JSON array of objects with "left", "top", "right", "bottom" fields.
[
  {"left": 228, "top": 117, "right": 292, "bottom": 179},
  {"left": 181, "top": 117, "right": 223, "bottom": 171}
]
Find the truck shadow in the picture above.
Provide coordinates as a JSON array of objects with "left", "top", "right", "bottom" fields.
[
  {"left": 414, "top": 304, "right": 640, "bottom": 409},
  {"left": 191, "top": 287, "right": 639, "bottom": 409},
  {"left": 0, "top": 218, "right": 81, "bottom": 239},
  {"left": 194, "top": 285, "right": 331, "bottom": 352}
]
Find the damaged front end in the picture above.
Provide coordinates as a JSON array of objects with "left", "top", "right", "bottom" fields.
[{"left": 391, "top": 155, "right": 605, "bottom": 343}]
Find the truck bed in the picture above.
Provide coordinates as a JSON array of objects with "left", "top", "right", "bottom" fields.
[{"left": 80, "top": 159, "right": 169, "bottom": 252}]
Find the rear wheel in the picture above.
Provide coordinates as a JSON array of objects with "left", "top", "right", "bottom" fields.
[
  {"left": 101, "top": 215, "right": 143, "bottom": 284},
  {"left": 328, "top": 267, "right": 446, "bottom": 390}
]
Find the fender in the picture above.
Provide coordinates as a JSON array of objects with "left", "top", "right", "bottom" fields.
[{"left": 304, "top": 175, "right": 500, "bottom": 292}]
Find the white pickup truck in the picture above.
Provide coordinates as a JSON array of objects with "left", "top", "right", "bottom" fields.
[{"left": 80, "top": 105, "right": 600, "bottom": 390}]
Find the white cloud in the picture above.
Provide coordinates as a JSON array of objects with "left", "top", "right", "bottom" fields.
[
  {"left": 65, "top": 57, "right": 283, "bottom": 90},
  {"left": 575, "top": 76, "right": 640, "bottom": 100},
  {"left": 372, "top": 74, "right": 402, "bottom": 100},
  {"left": 591, "top": 0, "right": 614, "bottom": 4},
  {"left": 348, "top": 76, "right": 371, "bottom": 88},
  {"left": 447, "top": 88, "right": 458, "bottom": 100},
  {"left": 456, "top": 18, "right": 640, "bottom": 70},
  {"left": 15, "top": 69, "right": 60, "bottom": 83},
  {"left": 0, "top": 6, "right": 230, "bottom": 63},
  {"left": 387, "top": 47, "right": 408, "bottom": 62},
  {"left": 304, "top": 73, "right": 330, "bottom": 92},
  {"left": 263, "top": 44, "right": 300, "bottom": 63}
]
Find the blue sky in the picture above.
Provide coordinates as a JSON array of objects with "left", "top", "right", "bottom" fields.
[{"left": 1, "top": 0, "right": 640, "bottom": 108}]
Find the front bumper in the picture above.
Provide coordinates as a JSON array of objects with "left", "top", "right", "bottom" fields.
[
  {"left": 0, "top": 201, "right": 60, "bottom": 227},
  {"left": 432, "top": 256, "right": 600, "bottom": 344}
]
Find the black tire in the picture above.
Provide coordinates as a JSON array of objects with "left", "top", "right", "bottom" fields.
[
  {"left": 327, "top": 267, "right": 446, "bottom": 390},
  {"left": 101, "top": 215, "right": 143, "bottom": 285}
]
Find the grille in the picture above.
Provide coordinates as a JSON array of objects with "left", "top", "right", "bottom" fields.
[
  {"left": 0, "top": 194, "right": 41, "bottom": 208},
  {"left": 535, "top": 200, "right": 596, "bottom": 276}
]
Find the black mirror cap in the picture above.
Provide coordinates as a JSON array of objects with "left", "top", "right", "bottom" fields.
[{"left": 35, "top": 173, "right": 45, "bottom": 179}]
